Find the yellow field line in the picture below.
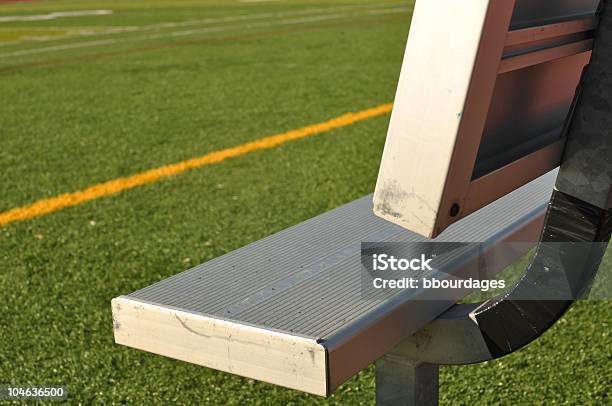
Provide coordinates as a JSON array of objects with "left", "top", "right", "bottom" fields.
[{"left": 0, "top": 103, "right": 393, "bottom": 227}]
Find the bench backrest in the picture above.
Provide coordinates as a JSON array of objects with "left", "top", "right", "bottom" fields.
[{"left": 374, "top": 0, "right": 599, "bottom": 238}]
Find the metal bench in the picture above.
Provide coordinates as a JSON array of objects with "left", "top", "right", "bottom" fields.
[
  {"left": 112, "top": 0, "right": 611, "bottom": 404},
  {"left": 112, "top": 172, "right": 553, "bottom": 396}
]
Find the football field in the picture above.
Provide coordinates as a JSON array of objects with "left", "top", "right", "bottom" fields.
[{"left": 0, "top": 0, "right": 609, "bottom": 404}]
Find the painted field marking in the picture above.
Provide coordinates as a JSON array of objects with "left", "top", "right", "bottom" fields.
[
  {"left": 0, "top": 7, "right": 407, "bottom": 59},
  {"left": 0, "top": 15, "right": 407, "bottom": 72},
  {"left": 148, "top": 6, "right": 408, "bottom": 39},
  {"left": 0, "top": 6, "right": 409, "bottom": 59},
  {"left": 163, "top": 12, "right": 352, "bottom": 38},
  {"left": 0, "top": 10, "right": 113, "bottom": 23},
  {"left": 0, "top": 4, "right": 353, "bottom": 50},
  {"left": 0, "top": 38, "right": 116, "bottom": 55},
  {"left": 0, "top": 3, "right": 408, "bottom": 58},
  {"left": 0, "top": 103, "right": 393, "bottom": 227},
  {"left": 0, "top": 26, "right": 146, "bottom": 47}
]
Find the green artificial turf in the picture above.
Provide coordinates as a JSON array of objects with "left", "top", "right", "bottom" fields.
[{"left": 0, "top": 1, "right": 609, "bottom": 404}]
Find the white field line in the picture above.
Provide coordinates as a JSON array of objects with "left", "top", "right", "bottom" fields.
[
  {"left": 0, "top": 5, "right": 409, "bottom": 59},
  {"left": 366, "top": 7, "right": 411, "bottom": 16},
  {"left": 0, "top": 2, "right": 405, "bottom": 49},
  {"left": 0, "top": 27, "right": 144, "bottom": 48},
  {"left": 165, "top": 13, "right": 347, "bottom": 38},
  {"left": 104, "top": 2, "right": 406, "bottom": 33},
  {"left": 0, "top": 39, "right": 116, "bottom": 56},
  {"left": 0, "top": 10, "right": 113, "bottom": 23}
]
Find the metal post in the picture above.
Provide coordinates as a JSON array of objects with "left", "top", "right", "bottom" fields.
[{"left": 375, "top": 355, "right": 438, "bottom": 406}]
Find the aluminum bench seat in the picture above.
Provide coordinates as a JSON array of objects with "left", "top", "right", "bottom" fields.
[{"left": 112, "top": 171, "right": 556, "bottom": 396}]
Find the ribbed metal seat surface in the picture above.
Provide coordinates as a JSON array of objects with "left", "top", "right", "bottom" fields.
[{"left": 112, "top": 171, "right": 556, "bottom": 396}]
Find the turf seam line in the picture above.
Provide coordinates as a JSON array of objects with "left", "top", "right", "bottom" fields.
[{"left": 0, "top": 103, "right": 393, "bottom": 227}]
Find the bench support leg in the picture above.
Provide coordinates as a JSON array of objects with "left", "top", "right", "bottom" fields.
[{"left": 375, "top": 354, "right": 439, "bottom": 406}]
